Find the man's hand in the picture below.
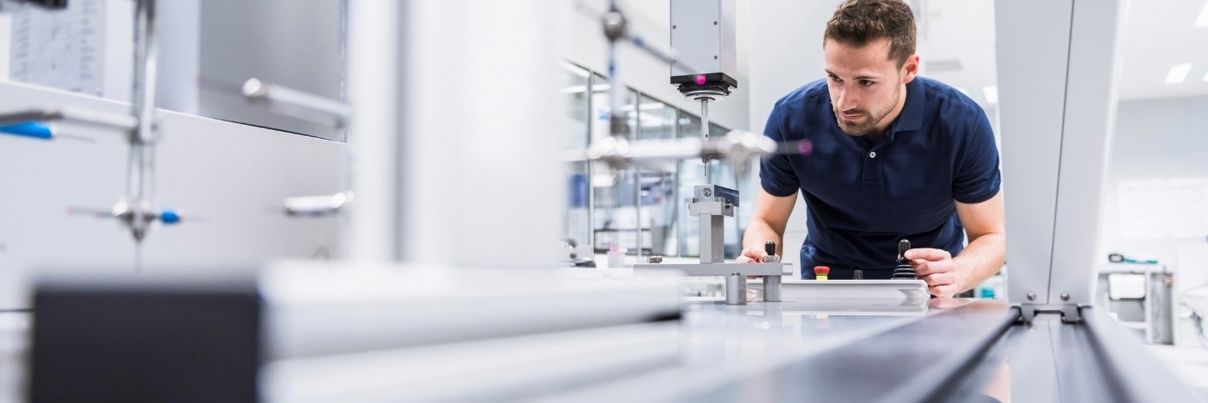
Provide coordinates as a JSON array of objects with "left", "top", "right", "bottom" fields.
[
  {"left": 736, "top": 246, "right": 769, "bottom": 263},
  {"left": 739, "top": 189, "right": 795, "bottom": 264},
  {"left": 905, "top": 248, "right": 965, "bottom": 298}
]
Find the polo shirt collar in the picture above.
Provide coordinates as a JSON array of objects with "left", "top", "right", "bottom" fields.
[{"left": 893, "top": 77, "right": 925, "bottom": 134}]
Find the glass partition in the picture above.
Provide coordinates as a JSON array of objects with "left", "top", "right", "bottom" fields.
[{"left": 560, "top": 63, "right": 592, "bottom": 252}]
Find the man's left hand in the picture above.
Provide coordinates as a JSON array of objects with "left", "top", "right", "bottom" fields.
[{"left": 904, "top": 248, "right": 964, "bottom": 298}]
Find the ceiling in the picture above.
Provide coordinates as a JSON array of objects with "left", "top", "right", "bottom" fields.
[
  {"left": 915, "top": 0, "right": 999, "bottom": 106},
  {"left": 916, "top": 0, "right": 1208, "bottom": 106},
  {"left": 1115, "top": 0, "right": 1208, "bottom": 100}
]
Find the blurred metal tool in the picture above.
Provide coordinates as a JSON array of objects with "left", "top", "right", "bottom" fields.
[
  {"left": 0, "top": 107, "right": 138, "bottom": 132},
  {"left": 282, "top": 192, "right": 353, "bottom": 217},
  {"left": 241, "top": 78, "right": 353, "bottom": 128},
  {"left": 67, "top": 204, "right": 186, "bottom": 226},
  {"left": 565, "top": 130, "right": 778, "bottom": 170}
]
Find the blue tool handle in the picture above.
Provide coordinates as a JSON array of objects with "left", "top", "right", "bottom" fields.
[
  {"left": 160, "top": 209, "right": 181, "bottom": 225},
  {"left": 0, "top": 122, "right": 53, "bottom": 140}
]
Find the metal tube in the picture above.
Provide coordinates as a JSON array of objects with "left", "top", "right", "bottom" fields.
[
  {"left": 585, "top": 76, "right": 597, "bottom": 254},
  {"left": 62, "top": 108, "right": 141, "bottom": 130},
  {"left": 697, "top": 214, "right": 710, "bottom": 263},
  {"left": 633, "top": 92, "right": 642, "bottom": 261},
  {"left": 700, "top": 98, "right": 711, "bottom": 184},
  {"left": 132, "top": 0, "right": 159, "bottom": 144},
  {"left": 124, "top": 0, "right": 160, "bottom": 242},
  {"left": 733, "top": 168, "right": 743, "bottom": 253},
  {"left": 605, "top": 15, "right": 627, "bottom": 262},
  {"left": 698, "top": 214, "right": 724, "bottom": 264},
  {"left": 241, "top": 78, "right": 354, "bottom": 126},
  {"left": 763, "top": 275, "right": 782, "bottom": 302},
  {"left": 634, "top": 169, "right": 641, "bottom": 260},
  {"left": 725, "top": 274, "right": 746, "bottom": 305},
  {"left": 0, "top": 108, "right": 139, "bottom": 131}
]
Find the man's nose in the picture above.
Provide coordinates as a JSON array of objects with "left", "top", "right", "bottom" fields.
[{"left": 836, "top": 90, "right": 858, "bottom": 111}]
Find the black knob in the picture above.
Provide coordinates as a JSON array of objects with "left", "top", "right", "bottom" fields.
[
  {"left": 892, "top": 239, "right": 917, "bottom": 279},
  {"left": 764, "top": 241, "right": 776, "bottom": 257},
  {"left": 897, "top": 239, "right": 911, "bottom": 262}
]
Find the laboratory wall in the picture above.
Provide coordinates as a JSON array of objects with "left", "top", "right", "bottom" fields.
[
  {"left": 0, "top": 1, "right": 349, "bottom": 310},
  {"left": 1098, "top": 94, "right": 1208, "bottom": 345}
]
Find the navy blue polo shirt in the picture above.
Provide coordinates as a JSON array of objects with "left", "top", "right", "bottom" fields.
[{"left": 761, "top": 76, "right": 1001, "bottom": 279}]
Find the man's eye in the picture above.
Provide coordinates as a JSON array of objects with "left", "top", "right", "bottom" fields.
[{"left": 859, "top": 80, "right": 874, "bottom": 87}]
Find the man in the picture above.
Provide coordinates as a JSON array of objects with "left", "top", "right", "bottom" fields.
[{"left": 736, "top": 0, "right": 1005, "bottom": 298}]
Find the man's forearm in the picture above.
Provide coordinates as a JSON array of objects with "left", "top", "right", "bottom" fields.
[
  {"left": 743, "top": 219, "right": 783, "bottom": 255},
  {"left": 953, "top": 233, "right": 1005, "bottom": 292}
]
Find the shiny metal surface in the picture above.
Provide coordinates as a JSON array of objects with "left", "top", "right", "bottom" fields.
[
  {"left": 635, "top": 262, "right": 787, "bottom": 276},
  {"left": 724, "top": 274, "right": 747, "bottom": 305},
  {"left": 997, "top": 0, "right": 1124, "bottom": 306},
  {"left": 263, "top": 321, "right": 681, "bottom": 403},
  {"left": 282, "top": 192, "right": 353, "bottom": 218},
  {"left": 0, "top": 293, "right": 963, "bottom": 402},
  {"left": 776, "top": 280, "right": 930, "bottom": 307},
  {"left": 700, "top": 98, "right": 713, "bottom": 177},
  {"left": 636, "top": 262, "right": 789, "bottom": 305},
  {"left": 7, "top": 297, "right": 1203, "bottom": 402},
  {"left": 257, "top": 265, "right": 683, "bottom": 360},
  {"left": 1004, "top": 308, "right": 1204, "bottom": 403},
  {"left": 763, "top": 275, "right": 782, "bottom": 302},
  {"left": 538, "top": 299, "right": 993, "bottom": 403}
]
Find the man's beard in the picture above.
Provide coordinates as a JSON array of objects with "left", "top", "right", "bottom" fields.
[{"left": 833, "top": 85, "right": 900, "bottom": 136}]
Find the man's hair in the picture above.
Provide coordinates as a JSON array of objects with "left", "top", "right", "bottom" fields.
[{"left": 824, "top": 0, "right": 917, "bottom": 67}]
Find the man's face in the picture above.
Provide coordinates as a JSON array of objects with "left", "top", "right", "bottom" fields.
[{"left": 823, "top": 38, "right": 917, "bottom": 136}]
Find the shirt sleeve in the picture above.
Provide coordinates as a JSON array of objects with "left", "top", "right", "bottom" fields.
[
  {"left": 952, "top": 112, "right": 1002, "bottom": 204},
  {"left": 760, "top": 103, "right": 800, "bottom": 197}
]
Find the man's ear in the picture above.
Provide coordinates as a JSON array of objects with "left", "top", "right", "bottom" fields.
[{"left": 901, "top": 54, "right": 920, "bottom": 83}]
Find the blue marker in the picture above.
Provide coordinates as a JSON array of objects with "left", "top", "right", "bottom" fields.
[{"left": 0, "top": 122, "right": 53, "bottom": 140}]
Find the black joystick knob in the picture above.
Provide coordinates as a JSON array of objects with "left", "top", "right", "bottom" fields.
[
  {"left": 763, "top": 241, "right": 781, "bottom": 263},
  {"left": 892, "top": 239, "right": 917, "bottom": 279}
]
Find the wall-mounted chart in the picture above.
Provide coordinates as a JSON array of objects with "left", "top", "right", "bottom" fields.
[{"left": 8, "top": 0, "right": 105, "bottom": 96}]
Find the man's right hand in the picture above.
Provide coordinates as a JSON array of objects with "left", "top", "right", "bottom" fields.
[
  {"left": 736, "top": 247, "right": 768, "bottom": 263},
  {"left": 737, "top": 189, "right": 795, "bottom": 264}
]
